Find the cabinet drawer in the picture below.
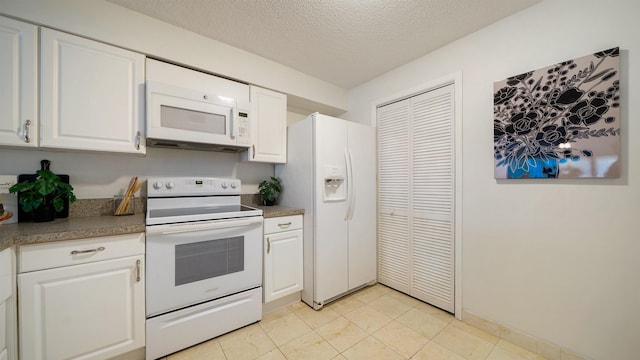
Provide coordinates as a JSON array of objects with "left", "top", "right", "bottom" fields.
[
  {"left": 264, "top": 215, "right": 302, "bottom": 234},
  {"left": 18, "top": 233, "right": 144, "bottom": 273}
]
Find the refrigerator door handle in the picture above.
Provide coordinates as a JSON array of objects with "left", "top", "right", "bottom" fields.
[{"left": 344, "top": 148, "right": 355, "bottom": 221}]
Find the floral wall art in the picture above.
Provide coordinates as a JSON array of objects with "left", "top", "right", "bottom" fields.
[{"left": 494, "top": 47, "right": 620, "bottom": 179}]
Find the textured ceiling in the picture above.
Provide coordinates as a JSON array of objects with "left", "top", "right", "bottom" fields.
[{"left": 108, "top": 0, "right": 541, "bottom": 89}]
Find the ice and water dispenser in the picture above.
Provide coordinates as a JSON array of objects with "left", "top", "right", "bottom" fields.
[{"left": 323, "top": 165, "right": 346, "bottom": 202}]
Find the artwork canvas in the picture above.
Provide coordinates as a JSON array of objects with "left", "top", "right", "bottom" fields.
[{"left": 494, "top": 47, "right": 620, "bottom": 179}]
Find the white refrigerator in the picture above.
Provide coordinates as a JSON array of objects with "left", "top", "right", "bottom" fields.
[{"left": 275, "top": 113, "right": 376, "bottom": 309}]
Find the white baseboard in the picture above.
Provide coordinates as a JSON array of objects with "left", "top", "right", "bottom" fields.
[
  {"left": 262, "top": 292, "right": 302, "bottom": 315},
  {"left": 462, "top": 310, "right": 590, "bottom": 360}
]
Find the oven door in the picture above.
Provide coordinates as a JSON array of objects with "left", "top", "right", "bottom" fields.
[{"left": 145, "top": 216, "right": 263, "bottom": 317}]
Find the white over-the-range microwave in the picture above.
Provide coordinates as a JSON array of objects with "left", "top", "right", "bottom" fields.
[{"left": 146, "top": 58, "right": 251, "bottom": 152}]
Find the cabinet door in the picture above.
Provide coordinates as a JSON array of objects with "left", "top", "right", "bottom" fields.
[
  {"left": 0, "top": 16, "right": 38, "bottom": 147},
  {"left": 19, "top": 255, "right": 145, "bottom": 360},
  {"left": 264, "top": 229, "right": 303, "bottom": 303},
  {"left": 0, "top": 248, "right": 10, "bottom": 360},
  {"left": 245, "top": 86, "right": 287, "bottom": 163},
  {"left": 0, "top": 247, "right": 15, "bottom": 360},
  {"left": 0, "top": 301, "right": 5, "bottom": 360},
  {"left": 40, "top": 28, "right": 145, "bottom": 154},
  {"left": 0, "top": 292, "right": 15, "bottom": 360}
]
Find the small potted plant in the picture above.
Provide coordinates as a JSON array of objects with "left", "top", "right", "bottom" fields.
[
  {"left": 258, "top": 176, "right": 282, "bottom": 206},
  {"left": 9, "top": 167, "right": 76, "bottom": 222}
]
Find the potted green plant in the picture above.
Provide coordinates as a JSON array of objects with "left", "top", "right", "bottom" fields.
[
  {"left": 9, "top": 169, "right": 76, "bottom": 222},
  {"left": 258, "top": 176, "right": 282, "bottom": 206}
]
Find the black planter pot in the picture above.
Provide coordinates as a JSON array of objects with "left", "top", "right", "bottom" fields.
[
  {"left": 33, "top": 205, "right": 56, "bottom": 222},
  {"left": 262, "top": 199, "right": 276, "bottom": 206}
]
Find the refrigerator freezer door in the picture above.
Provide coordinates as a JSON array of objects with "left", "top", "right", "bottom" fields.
[
  {"left": 346, "top": 121, "right": 377, "bottom": 289},
  {"left": 314, "top": 115, "right": 349, "bottom": 303}
]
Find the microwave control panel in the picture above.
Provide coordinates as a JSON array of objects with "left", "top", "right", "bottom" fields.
[{"left": 236, "top": 111, "right": 250, "bottom": 145}]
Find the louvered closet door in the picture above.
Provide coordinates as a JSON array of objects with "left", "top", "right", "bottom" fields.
[
  {"left": 377, "top": 99, "right": 411, "bottom": 292},
  {"left": 377, "top": 84, "right": 455, "bottom": 313},
  {"left": 411, "top": 85, "right": 454, "bottom": 313}
]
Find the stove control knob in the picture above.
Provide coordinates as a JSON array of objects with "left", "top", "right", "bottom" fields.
[
  {"left": 230, "top": 182, "right": 237, "bottom": 189},
  {"left": 165, "top": 182, "right": 175, "bottom": 190},
  {"left": 221, "top": 182, "right": 228, "bottom": 189},
  {"left": 153, "top": 181, "right": 163, "bottom": 190}
]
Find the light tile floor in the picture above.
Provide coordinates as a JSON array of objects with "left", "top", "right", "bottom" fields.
[{"left": 162, "top": 284, "right": 546, "bottom": 360}]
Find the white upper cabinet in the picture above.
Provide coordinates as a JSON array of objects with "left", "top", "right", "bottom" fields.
[
  {"left": 0, "top": 16, "right": 38, "bottom": 148},
  {"left": 241, "top": 86, "right": 287, "bottom": 163},
  {"left": 40, "top": 28, "right": 145, "bottom": 154}
]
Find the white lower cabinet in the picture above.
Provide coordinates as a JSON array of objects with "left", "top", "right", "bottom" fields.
[
  {"left": 18, "top": 233, "right": 145, "bottom": 360},
  {"left": 263, "top": 215, "right": 303, "bottom": 303},
  {"left": 0, "top": 247, "right": 16, "bottom": 360}
]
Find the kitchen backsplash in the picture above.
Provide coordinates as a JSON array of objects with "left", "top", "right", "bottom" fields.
[
  {"left": 71, "top": 195, "right": 261, "bottom": 217},
  {"left": 241, "top": 194, "right": 262, "bottom": 207}
]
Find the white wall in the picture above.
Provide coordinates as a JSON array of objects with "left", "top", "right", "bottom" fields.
[
  {"left": 345, "top": 0, "right": 640, "bottom": 359},
  {"left": 287, "top": 111, "right": 310, "bottom": 126}
]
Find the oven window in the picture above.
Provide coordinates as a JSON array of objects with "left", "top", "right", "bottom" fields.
[{"left": 174, "top": 236, "right": 244, "bottom": 286}]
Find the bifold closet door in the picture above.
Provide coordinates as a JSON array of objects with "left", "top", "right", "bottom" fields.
[
  {"left": 377, "top": 99, "right": 411, "bottom": 293},
  {"left": 410, "top": 86, "right": 455, "bottom": 313},
  {"left": 377, "top": 84, "right": 455, "bottom": 313}
]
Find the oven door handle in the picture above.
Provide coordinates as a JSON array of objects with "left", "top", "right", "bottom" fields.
[{"left": 147, "top": 217, "right": 263, "bottom": 235}]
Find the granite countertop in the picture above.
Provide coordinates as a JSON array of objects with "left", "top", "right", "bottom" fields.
[
  {"left": 0, "top": 196, "right": 304, "bottom": 252},
  {"left": 241, "top": 194, "right": 305, "bottom": 219},
  {"left": 252, "top": 204, "right": 305, "bottom": 218},
  {"left": 0, "top": 214, "right": 145, "bottom": 252}
]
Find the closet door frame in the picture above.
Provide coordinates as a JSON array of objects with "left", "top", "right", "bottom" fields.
[{"left": 372, "top": 71, "right": 463, "bottom": 319}]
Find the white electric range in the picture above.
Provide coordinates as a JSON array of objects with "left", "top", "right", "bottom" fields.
[{"left": 144, "top": 177, "right": 263, "bottom": 359}]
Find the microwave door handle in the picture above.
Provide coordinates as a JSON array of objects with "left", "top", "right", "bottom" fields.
[{"left": 230, "top": 109, "right": 237, "bottom": 139}]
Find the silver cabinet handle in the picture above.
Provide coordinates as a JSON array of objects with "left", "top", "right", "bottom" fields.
[
  {"left": 70, "top": 246, "right": 105, "bottom": 255},
  {"left": 135, "top": 131, "right": 141, "bottom": 150},
  {"left": 252, "top": 145, "right": 256, "bottom": 159},
  {"left": 135, "top": 259, "right": 141, "bottom": 282},
  {"left": 277, "top": 222, "right": 292, "bottom": 228},
  {"left": 24, "top": 120, "right": 32, "bottom": 143},
  {"left": 267, "top": 237, "right": 271, "bottom": 254}
]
